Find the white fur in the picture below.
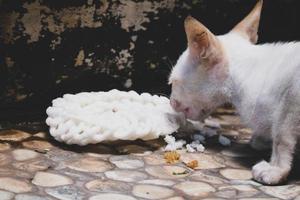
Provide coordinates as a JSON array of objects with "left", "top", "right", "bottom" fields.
[
  {"left": 218, "top": 33, "right": 300, "bottom": 128},
  {"left": 170, "top": 31, "right": 300, "bottom": 185}
]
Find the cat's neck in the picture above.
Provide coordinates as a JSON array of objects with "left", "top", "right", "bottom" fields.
[{"left": 220, "top": 33, "right": 300, "bottom": 106}]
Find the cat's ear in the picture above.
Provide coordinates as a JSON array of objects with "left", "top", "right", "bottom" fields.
[
  {"left": 231, "top": 0, "right": 263, "bottom": 44},
  {"left": 184, "top": 16, "right": 222, "bottom": 66}
]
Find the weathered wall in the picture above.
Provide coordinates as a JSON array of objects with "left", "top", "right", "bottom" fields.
[{"left": 1, "top": 0, "right": 300, "bottom": 120}]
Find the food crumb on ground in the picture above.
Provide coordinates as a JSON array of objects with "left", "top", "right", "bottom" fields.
[
  {"left": 186, "top": 160, "right": 198, "bottom": 169},
  {"left": 164, "top": 151, "right": 180, "bottom": 164}
]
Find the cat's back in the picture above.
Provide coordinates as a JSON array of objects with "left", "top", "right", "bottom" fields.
[{"left": 220, "top": 34, "right": 300, "bottom": 96}]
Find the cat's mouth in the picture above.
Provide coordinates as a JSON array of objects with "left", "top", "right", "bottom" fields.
[
  {"left": 182, "top": 107, "right": 199, "bottom": 120},
  {"left": 184, "top": 107, "right": 210, "bottom": 121},
  {"left": 169, "top": 98, "right": 209, "bottom": 120}
]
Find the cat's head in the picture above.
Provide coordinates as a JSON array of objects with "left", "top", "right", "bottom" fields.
[{"left": 169, "top": 0, "right": 263, "bottom": 120}]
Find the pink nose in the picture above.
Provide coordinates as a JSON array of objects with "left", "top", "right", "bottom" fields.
[
  {"left": 170, "top": 98, "right": 181, "bottom": 110},
  {"left": 170, "top": 98, "right": 191, "bottom": 116}
]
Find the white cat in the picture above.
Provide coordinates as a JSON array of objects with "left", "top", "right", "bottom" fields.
[{"left": 169, "top": 0, "right": 300, "bottom": 185}]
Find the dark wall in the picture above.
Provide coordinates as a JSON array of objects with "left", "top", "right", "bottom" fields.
[{"left": 1, "top": 0, "right": 300, "bottom": 120}]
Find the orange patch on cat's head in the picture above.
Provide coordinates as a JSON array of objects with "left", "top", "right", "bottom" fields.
[{"left": 184, "top": 16, "right": 227, "bottom": 71}]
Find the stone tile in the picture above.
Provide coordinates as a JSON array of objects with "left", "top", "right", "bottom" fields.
[
  {"left": 229, "top": 179, "right": 262, "bottom": 187},
  {"left": 220, "top": 129, "right": 240, "bottom": 137},
  {"left": 132, "top": 151, "right": 153, "bottom": 156},
  {"left": 238, "top": 128, "right": 253, "bottom": 135},
  {"left": 132, "top": 184, "right": 175, "bottom": 199},
  {"left": 85, "top": 179, "right": 131, "bottom": 192},
  {"left": 219, "top": 115, "right": 241, "bottom": 126},
  {"left": 109, "top": 156, "right": 144, "bottom": 169},
  {"left": 45, "top": 185, "right": 86, "bottom": 200},
  {"left": 89, "top": 193, "right": 137, "bottom": 200},
  {"left": 12, "top": 149, "right": 39, "bottom": 161},
  {"left": 221, "top": 146, "right": 256, "bottom": 158},
  {"left": 202, "top": 198, "right": 226, "bottom": 200},
  {"left": 15, "top": 194, "right": 50, "bottom": 200},
  {"left": 0, "top": 143, "right": 10, "bottom": 151},
  {"left": 117, "top": 144, "right": 150, "bottom": 154},
  {"left": 12, "top": 160, "right": 51, "bottom": 172},
  {"left": 237, "top": 130, "right": 252, "bottom": 141},
  {"left": 0, "top": 177, "right": 32, "bottom": 193},
  {"left": 33, "top": 132, "right": 48, "bottom": 139},
  {"left": 2, "top": 112, "right": 300, "bottom": 200},
  {"left": 0, "top": 190, "right": 14, "bottom": 200},
  {"left": 204, "top": 118, "right": 221, "bottom": 128},
  {"left": 215, "top": 189, "right": 237, "bottom": 199},
  {"left": 180, "top": 153, "right": 225, "bottom": 170},
  {"left": 0, "top": 153, "right": 10, "bottom": 166},
  {"left": 105, "top": 170, "right": 148, "bottom": 182},
  {"left": 189, "top": 171, "right": 227, "bottom": 184},
  {"left": 138, "top": 179, "right": 176, "bottom": 186},
  {"left": 0, "top": 168, "right": 32, "bottom": 179},
  {"left": 144, "top": 154, "right": 165, "bottom": 165},
  {"left": 46, "top": 149, "right": 80, "bottom": 163},
  {"left": 86, "top": 153, "right": 111, "bottom": 159},
  {"left": 222, "top": 185, "right": 257, "bottom": 192},
  {"left": 219, "top": 185, "right": 258, "bottom": 198},
  {"left": 174, "top": 181, "right": 215, "bottom": 197},
  {"left": 165, "top": 197, "right": 185, "bottom": 200},
  {"left": 61, "top": 171, "right": 95, "bottom": 182},
  {"left": 145, "top": 165, "right": 190, "bottom": 179},
  {"left": 223, "top": 157, "right": 249, "bottom": 169},
  {"left": 238, "top": 198, "right": 278, "bottom": 200},
  {"left": 0, "top": 130, "right": 31, "bottom": 141},
  {"left": 260, "top": 185, "right": 300, "bottom": 200},
  {"left": 22, "top": 140, "right": 53, "bottom": 151},
  {"left": 67, "top": 157, "right": 113, "bottom": 172},
  {"left": 220, "top": 168, "right": 252, "bottom": 180},
  {"left": 32, "top": 172, "right": 73, "bottom": 187}
]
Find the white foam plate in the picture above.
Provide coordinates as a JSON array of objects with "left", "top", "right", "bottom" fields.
[{"left": 46, "top": 89, "right": 181, "bottom": 145}]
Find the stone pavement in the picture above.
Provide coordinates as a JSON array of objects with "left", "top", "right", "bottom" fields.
[{"left": 1, "top": 108, "right": 300, "bottom": 200}]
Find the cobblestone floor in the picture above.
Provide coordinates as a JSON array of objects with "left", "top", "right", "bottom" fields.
[{"left": 1, "top": 108, "right": 300, "bottom": 200}]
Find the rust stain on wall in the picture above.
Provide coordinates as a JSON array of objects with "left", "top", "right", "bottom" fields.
[
  {"left": 1, "top": 0, "right": 108, "bottom": 44},
  {"left": 75, "top": 50, "right": 85, "bottom": 67},
  {"left": 0, "top": 11, "right": 20, "bottom": 43},
  {"left": 110, "top": 0, "right": 176, "bottom": 31},
  {"left": 116, "top": 49, "right": 133, "bottom": 70},
  {"left": 1, "top": 0, "right": 177, "bottom": 44},
  {"left": 0, "top": 0, "right": 191, "bottom": 107},
  {"left": 22, "top": 1, "right": 47, "bottom": 43}
]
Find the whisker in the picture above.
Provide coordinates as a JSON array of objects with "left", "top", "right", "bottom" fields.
[{"left": 166, "top": 56, "right": 175, "bottom": 70}]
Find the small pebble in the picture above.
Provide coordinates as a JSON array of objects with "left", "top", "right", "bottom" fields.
[{"left": 218, "top": 135, "right": 231, "bottom": 146}]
